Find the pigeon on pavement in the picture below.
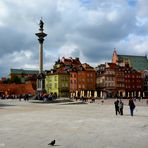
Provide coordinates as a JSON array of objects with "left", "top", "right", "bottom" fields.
[{"left": 48, "top": 140, "right": 56, "bottom": 146}]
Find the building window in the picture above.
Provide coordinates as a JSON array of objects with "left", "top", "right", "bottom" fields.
[
  {"left": 54, "top": 76, "right": 57, "bottom": 81},
  {"left": 55, "top": 83, "right": 57, "bottom": 88},
  {"left": 48, "top": 77, "right": 52, "bottom": 81},
  {"left": 62, "top": 83, "right": 65, "bottom": 87},
  {"left": 65, "top": 83, "right": 68, "bottom": 87},
  {"left": 82, "top": 84, "right": 85, "bottom": 88},
  {"left": 49, "top": 83, "right": 52, "bottom": 89}
]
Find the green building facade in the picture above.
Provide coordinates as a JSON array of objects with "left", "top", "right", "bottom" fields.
[{"left": 45, "top": 73, "right": 70, "bottom": 97}]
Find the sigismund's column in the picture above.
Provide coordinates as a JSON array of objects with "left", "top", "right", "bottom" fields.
[{"left": 35, "top": 19, "right": 47, "bottom": 92}]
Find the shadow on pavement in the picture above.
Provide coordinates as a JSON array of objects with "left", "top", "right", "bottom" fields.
[
  {"left": 49, "top": 144, "right": 61, "bottom": 146},
  {"left": 60, "top": 102, "right": 88, "bottom": 105},
  {"left": 30, "top": 99, "right": 73, "bottom": 104},
  {"left": 123, "top": 114, "right": 148, "bottom": 118},
  {"left": 0, "top": 104, "right": 16, "bottom": 108}
]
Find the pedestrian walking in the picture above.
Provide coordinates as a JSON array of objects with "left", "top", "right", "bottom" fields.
[
  {"left": 19, "top": 95, "right": 21, "bottom": 101},
  {"left": 114, "top": 99, "right": 119, "bottom": 115},
  {"left": 128, "top": 98, "right": 136, "bottom": 116},
  {"left": 119, "top": 99, "right": 124, "bottom": 115},
  {"left": 101, "top": 99, "right": 104, "bottom": 105}
]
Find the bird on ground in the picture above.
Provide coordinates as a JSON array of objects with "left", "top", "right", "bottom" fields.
[{"left": 48, "top": 140, "right": 56, "bottom": 146}]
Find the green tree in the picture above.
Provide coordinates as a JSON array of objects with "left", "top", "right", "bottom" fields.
[
  {"left": 11, "top": 76, "right": 22, "bottom": 84},
  {"left": 3, "top": 78, "right": 11, "bottom": 84}
]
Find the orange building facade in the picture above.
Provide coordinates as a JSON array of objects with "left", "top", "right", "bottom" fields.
[
  {"left": 70, "top": 64, "right": 96, "bottom": 97},
  {"left": 70, "top": 71, "right": 78, "bottom": 93}
]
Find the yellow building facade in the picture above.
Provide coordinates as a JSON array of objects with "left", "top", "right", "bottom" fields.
[{"left": 45, "top": 73, "right": 70, "bottom": 97}]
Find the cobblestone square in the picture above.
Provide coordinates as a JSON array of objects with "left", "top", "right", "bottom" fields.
[{"left": 0, "top": 99, "right": 148, "bottom": 148}]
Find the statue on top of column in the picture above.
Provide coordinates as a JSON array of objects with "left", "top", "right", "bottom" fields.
[{"left": 39, "top": 19, "right": 44, "bottom": 30}]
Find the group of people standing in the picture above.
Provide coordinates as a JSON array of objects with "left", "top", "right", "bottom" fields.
[
  {"left": 114, "top": 98, "right": 136, "bottom": 116},
  {"left": 114, "top": 99, "right": 124, "bottom": 115}
]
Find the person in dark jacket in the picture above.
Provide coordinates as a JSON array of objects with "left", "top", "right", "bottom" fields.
[
  {"left": 119, "top": 99, "right": 124, "bottom": 115},
  {"left": 128, "top": 98, "right": 136, "bottom": 116},
  {"left": 114, "top": 99, "right": 119, "bottom": 115}
]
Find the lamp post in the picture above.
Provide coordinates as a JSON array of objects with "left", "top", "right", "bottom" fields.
[{"left": 35, "top": 19, "right": 47, "bottom": 93}]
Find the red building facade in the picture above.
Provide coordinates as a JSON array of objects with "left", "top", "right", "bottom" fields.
[
  {"left": 96, "top": 62, "right": 142, "bottom": 98},
  {"left": 124, "top": 66, "right": 142, "bottom": 98}
]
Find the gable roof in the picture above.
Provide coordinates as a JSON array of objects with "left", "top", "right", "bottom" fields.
[
  {"left": 118, "top": 55, "right": 148, "bottom": 71},
  {"left": 82, "top": 63, "right": 95, "bottom": 71},
  {"left": 61, "top": 57, "right": 81, "bottom": 67}
]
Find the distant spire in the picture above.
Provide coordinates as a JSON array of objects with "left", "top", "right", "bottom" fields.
[
  {"left": 114, "top": 48, "right": 117, "bottom": 53},
  {"left": 113, "top": 48, "right": 118, "bottom": 56}
]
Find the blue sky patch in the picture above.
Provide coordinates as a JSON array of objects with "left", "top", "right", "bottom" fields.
[{"left": 128, "top": 0, "right": 137, "bottom": 6}]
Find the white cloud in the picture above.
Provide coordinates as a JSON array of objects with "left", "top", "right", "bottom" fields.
[
  {"left": 0, "top": 1, "right": 8, "bottom": 26},
  {"left": 24, "top": 64, "right": 38, "bottom": 69},
  {"left": 0, "top": 0, "right": 148, "bottom": 77},
  {"left": 107, "top": 10, "right": 119, "bottom": 22},
  {"left": 59, "top": 43, "right": 80, "bottom": 57},
  {"left": 117, "top": 34, "right": 148, "bottom": 55},
  {"left": 0, "top": 50, "right": 38, "bottom": 76},
  {"left": 137, "top": 0, "right": 148, "bottom": 17}
]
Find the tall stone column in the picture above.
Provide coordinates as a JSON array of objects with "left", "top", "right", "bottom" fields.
[{"left": 35, "top": 19, "right": 47, "bottom": 92}]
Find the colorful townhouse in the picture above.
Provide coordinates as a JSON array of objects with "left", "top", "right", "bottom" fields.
[
  {"left": 52, "top": 57, "right": 96, "bottom": 98},
  {"left": 45, "top": 72, "right": 70, "bottom": 97},
  {"left": 96, "top": 62, "right": 143, "bottom": 98},
  {"left": 112, "top": 49, "right": 148, "bottom": 97},
  {"left": 77, "top": 63, "right": 96, "bottom": 97}
]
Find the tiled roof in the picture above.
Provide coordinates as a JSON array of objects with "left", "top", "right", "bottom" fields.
[
  {"left": 82, "top": 63, "right": 95, "bottom": 71},
  {"left": 61, "top": 57, "right": 81, "bottom": 66},
  {"left": 118, "top": 55, "right": 148, "bottom": 71},
  {"left": 10, "top": 69, "right": 39, "bottom": 74}
]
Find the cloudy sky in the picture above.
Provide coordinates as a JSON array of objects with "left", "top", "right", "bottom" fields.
[{"left": 0, "top": 0, "right": 148, "bottom": 77}]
